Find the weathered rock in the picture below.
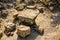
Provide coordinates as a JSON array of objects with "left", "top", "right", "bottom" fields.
[
  {"left": 24, "top": 0, "right": 33, "bottom": 5},
  {"left": 6, "top": 8, "right": 18, "bottom": 16},
  {"left": 17, "top": 25, "right": 30, "bottom": 38},
  {"left": 33, "top": 0, "right": 38, "bottom": 3},
  {"left": 15, "top": 4, "right": 25, "bottom": 11},
  {"left": 18, "top": 9, "right": 39, "bottom": 25},
  {"left": 38, "top": 26, "right": 44, "bottom": 33},
  {"left": 7, "top": 3, "right": 14, "bottom": 8},
  {"left": 1, "top": 10, "right": 8, "bottom": 18},
  {"left": 0, "top": 29, "right": 3, "bottom": 38},
  {"left": 36, "top": 3, "right": 45, "bottom": 13},
  {"left": 0, "top": 2, "right": 3, "bottom": 8},
  {"left": 27, "top": 5, "right": 36, "bottom": 9},
  {"left": 4, "top": 22, "right": 16, "bottom": 32},
  {"left": 40, "top": 0, "right": 58, "bottom": 6},
  {"left": 4, "top": 22, "right": 16, "bottom": 36},
  {"left": 36, "top": 3, "right": 45, "bottom": 9},
  {"left": 35, "top": 10, "right": 53, "bottom": 33},
  {"left": 15, "top": 0, "right": 22, "bottom": 3}
]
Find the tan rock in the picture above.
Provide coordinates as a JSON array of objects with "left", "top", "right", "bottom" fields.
[
  {"left": 36, "top": 4, "right": 45, "bottom": 10},
  {"left": 4, "top": 22, "right": 15, "bottom": 32},
  {"left": 6, "top": 8, "right": 18, "bottom": 16},
  {"left": 35, "top": 11, "right": 53, "bottom": 33},
  {"left": 27, "top": 5, "right": 36, "bottom": 9},
  {"left": 4, "top": 22, "right": 16, "bottom": 36},
  {"left": 24, "top": 0, "right": 32, "bottom": 4},
  {"left": 15, "top": 4, "right": 25, "bottom": 10},
  {"left": 38, "top": 26, "right": 44, "bottom": 33},
  {"left": 0, "top": 29, "right": 3, "bottom": 39},
  {"left": 18, "top": 9, "right": 39, "bottom": 24},
  {"left": 17, "top": 25, "right": 30, "bottom": 38}
]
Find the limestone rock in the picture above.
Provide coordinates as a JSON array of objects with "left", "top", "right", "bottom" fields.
[
  {"left": 15, "top": 4, "right": 25, "bottom": 11},
  {"left": 35, "top": 10, "right": 53, "bottom": 33},
  {"left": 18, "top": 9, "right": 39, "bottom": 25},
  {"left": 4, "top": 22, "right": 16, "bottom": 36},
  {"left": 17, "top": 25, "right": 30, "bottom": 38},
  {"left": 4, "top": 22, "right": 16, "bottom": 32},
  {"left": 6, "top": 8, "right": 18, "bottom": 16},
  {"left": 0, "top": 29, "right": 3, "bottom": 38},
  {"left": 27, "top": 5, "right": 36, "bottom": 9}
]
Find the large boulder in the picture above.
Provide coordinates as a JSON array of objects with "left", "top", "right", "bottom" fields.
[
  {"left": 35, "top": 10, "right": 53, "bottom": 33},
  {"left": 17, "top": 25, "right": 30, "bottom": 38},
  {"left": 18, "top": 9, "right": 39, "bottom": 25}
]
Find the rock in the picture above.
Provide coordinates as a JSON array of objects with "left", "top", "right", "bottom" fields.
[
  {"left": 15, "top": 4, "right": 25, "bottom": 11},
  {"left": 7, "top": 3, "right": 14, "bottom": 8},
  {"left": 1, "top": 10, "right": 8, "bottom": 18},
  {"left": 38, "top": 26, "right": 44, "bottom": 33},
  {"left": 36, "top": 3, "right": 45, "bottom": 10},
  {"left": 15, "top": 0, "right": 22, "bottom": 3},
  {"left": 24, "top": 0, "right": 33, "bottom": 5},
  {"left": 36, "top": 4, "right": 45, "bottom": 13},
  {"left": 0, "top": 29, "right": 3, "bottom": 38},
  {"left": 57, "top": 0, "right": 60, "bottom": 4},
  {"left": 4, "top": 22, "right": 16, "bottom": 36},
  {"left": 0, "top": 2, "right": 3, "bottom": 8},
  {"left": 4, "top": 22, "right": 16, "bottom": 32},
  {"left": 35, "top": 11, "right": 52, "bottom": 33},
  {"left": 18, "top": 9, "right": 39, "bottom": 25},
  {"left": 6, "top": 8, "right": 18, "bottom": 16},
  {"left": 17, "top": 25, "right": 30, "bottom": 38},
  {"left": 26, "top": 5, "right": 36, "bottom": 9},
  {"left": 32, "top": 0, "right": 38, "bottom": 3}
]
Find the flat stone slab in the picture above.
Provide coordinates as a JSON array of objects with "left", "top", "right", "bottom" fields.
[{"left": 18, "top": 9, "right": 39, "bottom": 24}]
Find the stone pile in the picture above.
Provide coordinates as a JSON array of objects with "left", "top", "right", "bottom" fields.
[{"left": 0, "top": 0, "right": 60, "bottom": 40}]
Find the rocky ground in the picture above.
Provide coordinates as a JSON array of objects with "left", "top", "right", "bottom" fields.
[{"left": 0, "top": 0, "right": 60, "bottom": 40}]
